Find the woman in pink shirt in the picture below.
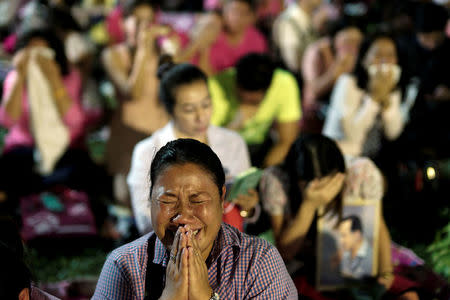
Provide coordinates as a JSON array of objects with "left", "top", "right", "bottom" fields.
[
  {"left": 0, "top": 29, "right": 106, "bottom": 206},
  {"left": 179, "top": 0, "right": 268, "bottom": 75}
]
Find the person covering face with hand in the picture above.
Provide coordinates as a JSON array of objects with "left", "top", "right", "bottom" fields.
[{"left": 323, "top": 32, "right": 409, "bottom": 159}]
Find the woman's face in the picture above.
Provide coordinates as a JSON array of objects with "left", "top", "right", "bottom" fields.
[
  {"left": 417, "top": 31, "right": 445, "bottom": 51},
  {"left": 150, "top": 163, "right": 224, "bottom": 259},
  {"left": 172, "top": 80, "right": 212, "bottom": 139},
  {"left": 363, "top": 37, "right": 398, "bottom": 67},
  {"left": 124, "top": 4, "right": 155, "bottom": 45},
  {"left": 223, "top": 1, "right": 254, "bottom": 34},
  {"left": 334, "top": 27, "right": 363, "bottom": 57}
]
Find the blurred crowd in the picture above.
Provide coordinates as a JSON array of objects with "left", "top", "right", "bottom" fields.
[{"left": 0, "top": 0, "right": 449, "bottom": 299}]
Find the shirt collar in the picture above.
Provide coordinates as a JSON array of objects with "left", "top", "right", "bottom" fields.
[{"left": 153, "top": 235, "right": 170, "bottom": 267}]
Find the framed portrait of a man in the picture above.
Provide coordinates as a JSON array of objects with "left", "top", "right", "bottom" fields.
[{"left": 316, "top": 199, "right": 381, "bottom": 291}]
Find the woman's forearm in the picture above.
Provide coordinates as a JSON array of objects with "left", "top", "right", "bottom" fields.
[
  {"left": 174, "top": 39, "right": 202, "bottom": 63},
  {"left": 378, "top": 217, "right": 393, "bottom": 275},
  {"left": 3, "top": 72, "right": 25, "bottom": 121},
  {"left": 308, "top": 68, "right": 339, "bottom": 100},
  {"left": 128, "top": 48, "right": 155, "bottom": 99},
  {"left": 263, "top": 142, "right": 291, "bottom": 167},
  {"left": 197, "top": 47, "right": 213, "bottom": 76},
  {"left": 277, "top": 201, "right": 317, "bottom": 260}
]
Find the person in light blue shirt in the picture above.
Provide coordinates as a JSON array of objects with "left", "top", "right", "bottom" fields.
[{"left": 338, "top": 215, "right": 374, "bottom": 279}]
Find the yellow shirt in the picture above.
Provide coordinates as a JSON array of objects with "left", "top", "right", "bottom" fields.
[{"left": 209, "top": 68, "right": 302, "bottom": 144}]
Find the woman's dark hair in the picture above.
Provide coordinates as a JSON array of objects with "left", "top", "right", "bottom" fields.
[
  {"left": 281, "top": 134, "right": 346, "bottom": 215},
  {"left": 150, "top": 139, "right": 225, "bottom": 198},
  {"left": 236, "top": 53, "right": 275, "bottom": 91},
  {"left": 340, "top": 215, "right": 363, "bottom": 233},
  {"left": 223, "top": 0, "right": 256, "bottom": 11},
  {"left": 50, "top": 6, "right": 82, "bottom": 32},
  {"left": 415, "top": 2, "right": 448, "bottom": 33},
  {"left": 123, "top": 0, "right": 160, "bottom": 17},
  {"left": 0, "top": 217, "right": 31, "bottom": 299},
  {"left": 158, "top": 57, "right": 207, "bottom": 114},
  {"left": 16, "top": 28, "right": 70, "bottom": 76},
  {"left": 327, "top": 17, "right": 360, "bottom": 40},
  {"left": 353, "top": 30, "right": 405, "bottom": 91}
]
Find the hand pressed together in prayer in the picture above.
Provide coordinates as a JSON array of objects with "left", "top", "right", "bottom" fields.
[{"left": 161, "top": 225, "right": 212, "bottom": 300}]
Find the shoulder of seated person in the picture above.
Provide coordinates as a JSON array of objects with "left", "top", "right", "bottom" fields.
[
  {"left": 103, "top": 44, "right": 127, "bottom": 58},
  {"left": 271, "top": 69, "right": 298, "bottom": 86},
  {"left": 211, "top": 125, "right": 244, "bottom": 141},
  {"left": 223, "top": 223, "right": 273, "bottom": 253},
  {"left": 109, "top": 232, "right": 154, "bottom": 261}
]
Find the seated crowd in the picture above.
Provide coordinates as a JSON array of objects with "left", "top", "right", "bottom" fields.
[{"left": 0, "top": 0, "right": 449, "bottom": 299}]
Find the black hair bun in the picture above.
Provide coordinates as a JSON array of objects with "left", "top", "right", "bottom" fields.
[{"left": 157, "top": 55, "right": 175, "bottom": 79}]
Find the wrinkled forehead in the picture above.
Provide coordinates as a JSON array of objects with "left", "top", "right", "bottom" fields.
[{"left": 151, "top": 163, "right": 219, "bottom": 194}]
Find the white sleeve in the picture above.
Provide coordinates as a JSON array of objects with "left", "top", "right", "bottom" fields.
[
  {"left": 233, "top": 136, "right": 251, "bottom": 175},
  {"left": 323, "top": 75, "right": 381, "bottom": 156},
  {"left": 220, "top": 131, "right": 252, "bottom": 181},
  {"left": 274, "top": 18, "right": 301, "bottom": 72},
  {"left": 127, "top": 141, "right": 153, "bottom": 235},
  {"left": 381, "top": 91, "right": 405, "bottom": 140}
]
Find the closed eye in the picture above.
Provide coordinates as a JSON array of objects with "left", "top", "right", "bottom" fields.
[
  {"left": 158, "top": 193, "right": 177, "bottom": 205},
  {"left": 190, "top": 193, "right": 210, "bottom": 204},
  {"left": 159, "top": 200, "right": 177, "bottom": 205}
]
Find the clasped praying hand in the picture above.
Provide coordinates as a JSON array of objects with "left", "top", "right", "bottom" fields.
[{"left": 160, "top": 225, "right": 213, "bottom": 300}]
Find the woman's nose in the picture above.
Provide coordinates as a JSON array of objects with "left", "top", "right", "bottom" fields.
[
  {"left": 172, "top": 203, "right": 195, "bottom": 226},
  {"left": 195, "top": 107, "right": 207, "bottom": 122}
]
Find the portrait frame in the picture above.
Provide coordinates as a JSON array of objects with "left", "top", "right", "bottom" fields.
[{"left": 316, "top": 198, "right": 381, "bottom": 291}]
